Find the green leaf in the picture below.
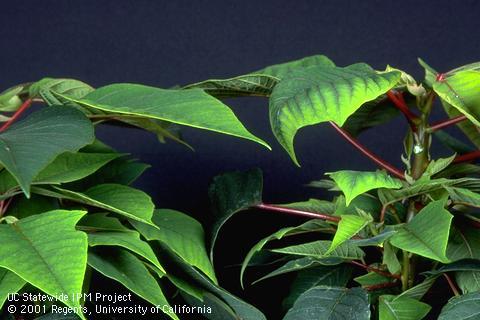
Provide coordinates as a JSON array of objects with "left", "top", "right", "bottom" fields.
[
  {"left": 433, "top": 70, "right": 480, "bottom": 126},
  {"left": 379, "top": 295, "right": 431, "bottom": 320},
  {"left": 283, "top": 265, "right": 352, "bottom": 309},
  {"left": 397, "top": 276, "right": 438, "bottom": 300},
  {"left": 0, "top": 210, "right": 87, "bottom": 319},
  {"left": 58, "top": 83, "right": 270, "bottom": 149},
  {"left": 131, "top": 209, "right": 216, "bottom": 283},
  {"left": 29, "top": 78, "right": 94, "bottom": 107},
  {"left": 272, "top": 240, "right": 365, "bottom": 260},
  {"left": 241, "top": 219, "right": 332, "bottom": 287},
  {"left": 349, "top": 229, "right": 397, "bottom": 248},
  {"left": 283, "top": 286, "right": 370, "bottom": 320},
  {"left": 254, "top": 54, "right": 335, "bottom": 78},
  {"left": 438, "top": 292, "right": 480, "bottom": 320},
  {"left": 276, "top": 198, "right": 336, "bottom": 215},
  {"left": 354, "top": 271, "right": 392, "bottom": 287},
  {"left": 87, "top": 231, "right": 165, "bottom": 273},
  {"left": 327, "top": 214, "right": 371, "bottom": 254},
  {"left": 390, "top": 200, "right": 453, "bottom": 263},
  {"left": 433, "top": 131, "right": 476, "bottom": 154},
  {"left": 456, "top": 271, "right": 480, "bottom": 294},
  {"left": 0, "top": 107, "right": 94, "bottom": 197},
  {"left": 327, "top": 170, "right": 403, "bottom": 206},
  {"left": 183, "top": 74, "right": 278, "bottom": 97},
  {"left": 162, "top": 245, "right": 266, "bottom": 320},
  {"left": 208, "top": 169, "right": 263, "bottom": 260},
  {"left": 424, "top": 259, "right": 480, "bottom": 276},
  {"left": 383, "top": 241, "right": 402, "bottom": 274},
  {"left": 440, "top": 100, "right": 480, "bottom": 149},
  {"left": 421, "top": 154, "right": 457, "bottom": 180},
  {"left": 0, "top": 268, "right": 26, "bottom": 308},
  {"left": 446, "top": 187, "right": 480, "bottom": 209},
  {"left": 447, "top": 226, "right": 480, "bottom": 261},
  {"left": 88, "top": 248, "right": 177, "bottom": 320},
  {"left": 78, "top": 213, "right": 131, "bottom": 232},
  {"left": 269, "top": 64, "right": 400, "bottom": 164},
  {"left": 0, "top": 84, "right": 25, "bottom": 112},
  {"left": 33, "top": 184, "right": 154, "bottom": 225},
  {"left": 390, "top": 199, "right": 452, "bottom": 263},
  {"left": 417, "top": 58, "right": 437, "bottom": 87}
]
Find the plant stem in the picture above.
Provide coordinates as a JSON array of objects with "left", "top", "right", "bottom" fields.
[
  {"left": 0, "top": 98, "right": 33, "bottom": 132},
  {"left": 329, "top": 122, "right": 405, "bottom": 179},
  {"left": 365, "top": 281, "right": 400, "bottom": 291},
  {"left": 254, "top": 203, "right": 341, "bottom": 222},
  {"left": 428, "top": 115, "right": 467, "bottom": 132},
  {"left": 454, "top": 150, "right": 480, "bottom": 163},
  {"left": 387, "top": 90, "right": 419, "bottom": 129},
  {"left": 349, "top": 260, "right": 401, "bottom": 279},
  {"left": 443, "top": 273, "right": 460, "bottom": 296}
]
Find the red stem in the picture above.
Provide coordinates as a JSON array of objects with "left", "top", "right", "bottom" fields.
[
  {"left": 386, "top": 90, "right": 418, "bottom": 127},
  {"left": 254, "top": 203, "right": 340, "bottom": 222},
  {"left": 429, "top": 115, "right": 467, "bottom": 132},
  {"left": 365, "top": 281, "right": 399, "bottom": 291},
  {"left": 443, "top": 273, "right": 460, "bottom": 296},
  {"left": 329, "top": 122, "right": 405, "bottom": 179},
  {"left": 0, "top": 98, "right": 33, "bottom": 132},
  {"left": 454, "top": 150, "right": 480, "bottom": 163},
  {"left": 349, "top": 260, "right": 401, "bottom": 279}
]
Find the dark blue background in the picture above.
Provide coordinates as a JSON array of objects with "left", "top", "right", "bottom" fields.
[{"left": 1, "top": 1, "right": 479, "bottom": 317}]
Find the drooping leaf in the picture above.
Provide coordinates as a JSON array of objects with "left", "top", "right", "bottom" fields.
[
  {"left": 241, "top": 219, "right": 332, "bottom": 287},
  {"left": 283, "top": 265, "right": 352, "bottom": 310},
  {"left": 327, "top": 214, "right": 371, "bottom": 254},
  {"left": 161, "top": 245, "right": 266, "bottom": 320},
  {"left": 254, "top": 54, "right": 335, "bottom": 78},
  {"left": 271, "top": 240, "right": 365, "bottom": 260},
  {"left": 208, "top": 169, "right": 263, "bottom": 260},
  {"left": 88, "top": 248, "right": 177, "bottom": 320},
  {"left": 33, "top": 184, "right": 154, "bottom": 224},
  {"left": 0, "top": 210, "right": 88, "bottom": 319},
  {"left": 57, "top": 83, "right": 270, "bottom": 149},
  {"left": 78, "top": 213, "right": 131, "bottom": 232},
  {"left": 433, "top": 70, "right": 480, "bottom": 127},
  {"left": 0, "top": 268, "right": 26, "bottom": 309},
  {"left": 438, "top": 292, "right": 480, "bottom": 320},
  {"left": 269, "top": 64, "right": 400, "bottom": 164},
  {"left": 327, "top": 170, "right": 403, "bottom": 206},
  {"left": 390, "top": 200, "right": 452, "bottom": 263},
  {"left": 0, "top": 107, "right": 94, "bottom": 196},
  {"left": 423, "top": 259, "right": 480, "bottom": 276},
  {"left": 379, "top": 295, "right": 431, "bottom": 320},
  {"left": 283, "top": 286, "right": 370, "bottom": 320},
  {"left": 131, "top": 209, "right": 216, "bottom": 283},
  {"left": 87, "top": 231, "right": 165, "bottom": 273}
]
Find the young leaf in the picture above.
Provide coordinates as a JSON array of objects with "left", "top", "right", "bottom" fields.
[
  {"left": 57, "top": 83, "right": 270, "bottom": 149},
  {"left": 379, "top": 295, "right": 431, "bottom": 320},
  {"left": 327, "top": 170, "right": 403, "bottom": 206},
  {"left": 326, "top": 214, "right": 371, "bottom": 254},
  {"left": 88, "top": 248, "right": 177, "bottom": 320},
  {"left": 283, "top": 286, "right": 370, "bottom": 320},
  {"left": 269, "top": 64, "right": 400, "bottom": 164},
  {"left": 438, "top": 292, "right": 480, "bottom": 320},
  {"left": 208, "top": 169, "right": 263, "bottom": 260},
  {"left": 0, "top": 107, "right": 94, "bottom": 197},
  {"left": 29, "top": 78, "right": 94, "bottom": 107},
  {"left": 0, "top": 268, "right": 26, "bottom": 309},
  {"left": 33, "top": 183, "right": 154, "bottom": 225},
  {"left": 131, "top": 209, "right": 216, "bottom": 283},
  {"left": 0, "top": 210, "right": 88, "bottom": 319},
  {"left": 271, "top": 240, "right": 365, "bottom": 260},
  {"left": 183, "top": 74, "right": 278, "bottom": 97},
  {"left": 283, "top": 265, "right": 352, "bottom": 309},
  {"left": 240, "top": 219, "right": 331, "bottom": 287},
  {"left": 87, "top": 231, "right": 165, "bottom": 273},
  {"left": 390, "top": 199, "right": 453, "bottom": 263}
]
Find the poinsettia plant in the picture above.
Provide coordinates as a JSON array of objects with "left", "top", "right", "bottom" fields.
[{"left": 1, "top": 54, "right": 480, "bottom": 320}]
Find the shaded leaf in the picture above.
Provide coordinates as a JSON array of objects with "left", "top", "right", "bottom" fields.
[
  {"left": 0, "top": 107, "right": 94, "bottom": 196},
  {"left": 379, "top": 294, "right": 431, "bottom": 320},
  {"left": 438, "top": 292, "right": 480, "bottom": 320},
  {"left": 272, "top": 240, "right": 365, "bottom": 260}
]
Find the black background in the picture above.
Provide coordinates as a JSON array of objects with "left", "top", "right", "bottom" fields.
[{"left": 1, "top": 1, "right": 480, "bottom": 318}]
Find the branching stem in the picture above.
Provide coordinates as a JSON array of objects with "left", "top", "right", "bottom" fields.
[
  {"left": 428, "top": 115, "right": 467, "bottom": 132},
  {"left": 329, "top": 122, "right": 405, "bottom": 179},
  {"left": 443, "top": 273, "right": 460, "bottom": 297},
  {"left": 387, "top": 90, "right": 419, "bottom": 129},
  {"left": 349, "top": 260, "right": 401, "bottom": 279},
  {"left": 454, "top": 150, "right": 480, "bottom": 163}
]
